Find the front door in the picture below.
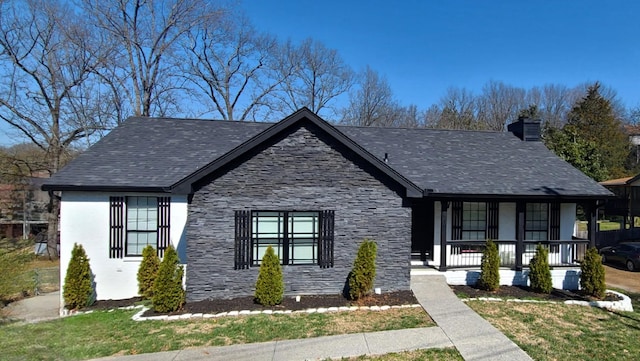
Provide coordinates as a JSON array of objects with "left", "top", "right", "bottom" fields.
[{"left": 411, "top": 201, "right": 434, "bottom": 261}]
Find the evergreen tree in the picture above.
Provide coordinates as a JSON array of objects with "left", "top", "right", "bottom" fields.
[
  {"left": 63, "top": 243, "right": 94, "bottom": 310},
  {"left": 529, "top": 244, "right": 553, "bottom": 294},
  {"left": 152, "top": 245, "right": 185, "bottom": 313},
  {"left": 580, "top": 247, "right": 606, "bottom": 299},
  {"left": 137, "top": 245, "right": 160, "bottom": 300},
  {"left": 254, "top": 246, "right": 284, "bottom": 306},
  {"left": 347, "top": 239, "right": 377, "bottom": 300},
  {"left": 562, "top": 83, "right": 629, "bottom": 179},
  {"left": 477, "top": 240, "right": 500, "bottom": 291},
  {"left": 543, "top": 123, "right": 609, "bottom": 181}
]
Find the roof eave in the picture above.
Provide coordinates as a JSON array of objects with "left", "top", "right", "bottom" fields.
[
  {"left": 41, "top": 184, "right": 171, "bottom": 193},
  {"left": 424, "top": 192, "right": 614, "bottom": 201}
]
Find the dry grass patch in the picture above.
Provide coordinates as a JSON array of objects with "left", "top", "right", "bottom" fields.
[
  {"left": 467, "top": 300, "right": 640, "bottom": 361},
  {"left": 326, "top": 308, "right": 432, "bottom": 334}
]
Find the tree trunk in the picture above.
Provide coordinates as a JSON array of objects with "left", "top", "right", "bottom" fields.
[{"left": 46, "top": 192, "right": 60, "bottom": 260}]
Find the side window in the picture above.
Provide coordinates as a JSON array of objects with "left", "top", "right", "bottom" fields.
[
  {"left": 452, "top": 201, "right": 498, "bottom": 254},
  {"left": 525, "top": 203, "right": 548, "bottom": 241},
  {"left": 109, "top": 196, "right": 170, "bottom": 258},
  {"left": 126, "top": 196, "right": 158, "bottom": 256},
  {"left": 461, "top": 202, "right": 486, "bottom": 241}
]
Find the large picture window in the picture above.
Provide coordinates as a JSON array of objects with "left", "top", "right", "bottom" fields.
[
  {"left": 234, "top": 210, "right": 334, "bottom": 269},
  {"left": 252, "top": 211, "right": 319, "bottom": 265},
  {"left": 109, "top": 196, "right": 170, "bottom": 258}
]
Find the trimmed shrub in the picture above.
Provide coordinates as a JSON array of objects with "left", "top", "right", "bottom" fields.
[
  {"left": 477, "top": 239, "right": 500, "bottom": 291},
  {"left": 348, "top": 239, "right": 377, "bottom": 300},
  {"left": 254, "top": 246, "right": 284, "bottom": 306},
  {"left": 63, "top": 243, "right": 94, "bottom": 310},
  {"left": 137, "top": 245, "right": 160, "bottom": 300},
  {"left": 580, "top": 247, "right": 606, "bottom": 299},
  {"left": 529, "top": 244, "right": 553, "bottom": 293},
  {"left": 152, "top": 245, "right": 185, "bottom": 313}
]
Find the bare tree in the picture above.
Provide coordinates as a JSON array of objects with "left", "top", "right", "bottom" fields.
[
  {"left": 434, "top": 87, "right": 479, "bottom": 130},
  {"left": 185, "top": 15, "right": 289, "bottom": 121},
  {"left": 341, "top": 66, "right": 396, "bottom": 126},
  {"left": 0, "top": 0, "right": 112, "bottom": 257},
  {"left": 476, "top": 80, "right": 526, "bottom": 131},
  {"left": 394, "top": 104, "right": 423, "bottom": 128},
  {"left": 422, "top": 104, "right": 442, "bottom": 128},
  {"left": 278, "top": 38, "right": 354, "bottom": 118},
  {"left": 82, "top": 0, "right": 224, "bottom": 117},
  {"left": 525, "top": 84, "right": 575, "bottom": 127}
]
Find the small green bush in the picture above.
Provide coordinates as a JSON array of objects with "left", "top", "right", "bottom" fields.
[
  {"left": 580, "top": 247, "right": 606, "bottom": 299},
  {"left": 348, "top": 239, "right": 377, "bottom": 300},
  {"left": 152, "top": 246, "right": 185, "bottom": 313},
  {"left": 137, "top": 245, "right": 160, "bottom": 299},
  {"left": 254, "top": 246, "right": 284, "bottom": 306},
  {"left": 0, "top": 249, "right": 32, "bottom": 304},
  {"left": 529, "top": 244, "right": 553, "bottom": 294},
  {"left": 63, "top": 243, "right": 94, "bottom": 310},
  {"left": 477, "top": 239, "right": 500, "bottom": 291}
]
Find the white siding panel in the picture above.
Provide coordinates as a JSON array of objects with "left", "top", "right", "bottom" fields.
[
  {"left": 499, "top": 202, "right": 516, "bottom": 240},
  {"left": 59, "top": 192, "right": 188, "bottom": 303},
  {"left": 560, "top": 203, "right": 577, "bottom": 240}
]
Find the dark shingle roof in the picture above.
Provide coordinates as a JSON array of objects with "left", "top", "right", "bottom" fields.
[
  {"left": 43, "top": 113, "right": 612, "bottom": 198},
  {"left": 339, "top": 126, "right": 610, "bottom": 197},
  {"left": 45, "top": 117, "right": 270, "bottom": 190}
]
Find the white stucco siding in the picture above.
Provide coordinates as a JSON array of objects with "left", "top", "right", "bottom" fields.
[{"left": 59, "top": 192, "right": 188, "bottom": 303}]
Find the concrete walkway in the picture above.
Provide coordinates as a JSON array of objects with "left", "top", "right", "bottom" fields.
[
  {"left": 89, "top": 275, "right": 532, "bottom": 361},
  {"left": 412, "top": 275, "right": 533, "bottom": 361},
  {"left": 2, "top": 290, "right": 60, "bottom": 323}
]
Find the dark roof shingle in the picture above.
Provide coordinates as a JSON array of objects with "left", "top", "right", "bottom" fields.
[{"left": 44, "top": 114, "right": 612, "bottom": 198}]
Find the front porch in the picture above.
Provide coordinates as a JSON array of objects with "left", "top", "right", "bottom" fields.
[
  {"left": 411, "top": 199, "right": 599, "bottom": 268},
  {"left": 443, "top": 239, "right": 589, "bottom": 269},
  {"left": 408, "top": 198, "right": 598, "bottom": 291},
  {"left": 410, "top": 239, "right": 586, "bottom": 290}
]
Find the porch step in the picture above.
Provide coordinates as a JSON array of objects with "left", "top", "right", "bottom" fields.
[
  {"left": 411, "top": 260, "right": 443, "bottom": 276},
  {"left": 411, "top": 267, "right": 443, "bottom": 276}
]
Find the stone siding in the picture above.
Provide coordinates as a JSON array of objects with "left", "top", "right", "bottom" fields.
[{"left": 186, "top": 122, "right": 411, "bottom": 301}]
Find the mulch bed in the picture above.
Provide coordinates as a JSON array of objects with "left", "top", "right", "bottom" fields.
[
  {"left": 87, "top": 290, "right": 419, "bottom": 316},
  {"left": 451, "top": 284, "right": 622, "bottom": 302},
  {"left": 86, "top": 286, "right": 623, "bottom": 316},
  {"left": 87, "top": 297, "right": 144, "bottom": 310},
  {"left": 182, "top": 290, "right": 418, "bottom": 315}
]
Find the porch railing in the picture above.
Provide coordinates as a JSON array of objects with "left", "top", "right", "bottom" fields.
[{"left": 445, "top": 239, "right": 589, "bottom": 269}]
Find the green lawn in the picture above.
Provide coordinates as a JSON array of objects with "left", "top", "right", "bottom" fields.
[
  {"left": 466, "top": 292, "right": 640, "bottom": 361},
  {"left": 577, "top": 220, "right": 622, "bottom": 231},
  {"left": 0, "top": 307, "right": 436, "bottom": 361}
]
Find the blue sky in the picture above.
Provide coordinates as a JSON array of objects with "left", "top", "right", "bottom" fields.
[
  {"left": 241, "top": 0, "right": 640, "bottom": 108},
  {"left": 1, "top": 1, "right": 638, "bottom": 146}
]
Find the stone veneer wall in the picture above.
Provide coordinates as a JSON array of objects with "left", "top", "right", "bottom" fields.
[{"left": 185, "top": 121, "right": 411, "bottom": 301}]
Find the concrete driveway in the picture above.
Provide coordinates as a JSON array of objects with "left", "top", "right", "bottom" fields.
[
  {"left": 2, "top": 291, "right": 60, "bottom": 323},
  {"left": 605, "top": 265, "right": 640, "bottom": 293}
]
